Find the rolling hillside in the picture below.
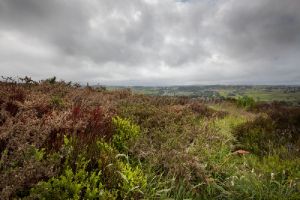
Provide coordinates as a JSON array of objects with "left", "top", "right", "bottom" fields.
[{"left": 0, "top": 79, "right": 299, "bottom": 199}]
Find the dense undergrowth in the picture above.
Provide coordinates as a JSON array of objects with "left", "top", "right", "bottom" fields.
[{"left": 0, "top": 78, "right": 299, "bottom": 199}]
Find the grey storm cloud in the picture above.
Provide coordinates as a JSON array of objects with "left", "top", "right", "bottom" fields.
[{"left": 0, "top": 0, "right": 299, "bottom": 85}]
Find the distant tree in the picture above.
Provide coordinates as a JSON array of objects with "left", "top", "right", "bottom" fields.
[
  {"left": 19, "top": 76, "right": 37, "bottom": 84},
  {"left": 45, "top": 76, "right": 56, "bottom": 84}
]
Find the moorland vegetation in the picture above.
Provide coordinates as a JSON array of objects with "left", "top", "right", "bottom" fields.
[{"left": 0, "top": 77, "right": 299, "bottom": 199}]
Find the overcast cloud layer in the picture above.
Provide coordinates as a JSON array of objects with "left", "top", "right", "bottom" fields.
[{"left": 0, "top": 0, "right": 299, "bottom": 85}]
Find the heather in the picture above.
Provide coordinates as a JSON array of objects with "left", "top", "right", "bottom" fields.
[{"left": 0, "top": 78, "right": 299, "bottom": 199}]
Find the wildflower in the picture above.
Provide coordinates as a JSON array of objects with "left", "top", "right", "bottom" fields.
[
  {"left": 271, "top": 172, "right": 275, "bottom": 180},
  {"left": 231, "top": 180, "right": 235, "bottom": 186}
]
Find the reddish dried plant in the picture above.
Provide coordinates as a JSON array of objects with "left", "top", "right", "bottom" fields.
[
  {"left": 9, "top": 87, "right": 26, "bottom": 102},
  {"left": 5, "top": 102, "right": 19, "bottom": 117}
]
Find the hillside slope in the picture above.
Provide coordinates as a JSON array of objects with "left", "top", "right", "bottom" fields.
[{"left": 0, "top": 80, "right": 299, "bottom": 199}]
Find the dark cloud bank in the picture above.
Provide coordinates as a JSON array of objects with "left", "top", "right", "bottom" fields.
[{"left": 0, "top": 0, "right": 299, "bottom": 85}]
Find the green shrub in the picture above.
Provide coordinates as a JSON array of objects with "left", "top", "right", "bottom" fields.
[
  {"left": 29, "top": 155, "right": 117, "bottom": 200},
  {"left": 24, "top": 145, "right": 45, "bottom": 161},
  {"left": 95, "top": 140, "right": 149, "bottom": 199},
  {"left": 95, "top": 140, "right": 122, "bottom": 190},
  {"left": 112, "top": 116, "right": 140, "bottom": 152},
  {"left": 233, "top": 116, "right": 277, "bottom": 155},
  {"left": 233, "top": 115, "right": 299, "bottom": 157},
  {"left": 46, "top": 76, "right": 57, "bottom": 84},
  {"left": 29, "top": 137, "right": 150, "bottom": 199},
  {"left": 237, "top": 96, "right": 255, "bottom": 109},
  {"left": 117, "top": 161, "right": 147, "bottom": 199},
  {"left": 50, "top": 96, "right": 64, "bottom": 108}
]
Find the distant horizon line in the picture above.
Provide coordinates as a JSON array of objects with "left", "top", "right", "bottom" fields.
[
  {"left": 1, "top": 76, "right": 300, "bottom": 87},
  {"left": 95, "top": 84, "right": 300, "bottom": 87}
]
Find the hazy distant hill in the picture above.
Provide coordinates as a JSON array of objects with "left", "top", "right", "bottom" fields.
[{"left": 104, "top": 85, "right": 300, "bottom": 105}]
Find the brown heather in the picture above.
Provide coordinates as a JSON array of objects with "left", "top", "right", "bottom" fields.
[{"left": 0, "top": 79, "right": 299, "bottom": 199}]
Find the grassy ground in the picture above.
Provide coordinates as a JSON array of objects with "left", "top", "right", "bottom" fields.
[
  {"left": 0, "top": 80, "right": 299, "bottom": 199},
  {"left": 245, "top": 90, "right": 300, "bottom": 102},
  {"left": 217, "top": 88, "right": 300, "bottom": 103},
  {"left": 122, "top": 86, "right": 300, "bottom": 104}
]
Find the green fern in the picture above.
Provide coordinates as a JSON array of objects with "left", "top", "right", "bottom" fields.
[{"left": 112, "top": 116, "right": 140, "bottom": 152}]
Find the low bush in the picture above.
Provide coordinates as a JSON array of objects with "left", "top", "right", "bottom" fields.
[
  {"left": 29, "top": 136, "right": 149, "bottom": 200},
  {"left": 234, "top": 108, "right": 300, "bottom": 157},
  {"left": 29, "top": 155, "right": 117, "bottom": 200},
  {"left": 5, "top": 101, "right": 19, "bottom": 117},
  {"left": 233, "top": 116, "right": 275, "bottom": 155},
  {"left": 112, "top": 116, "right": 140, "bottom": 152},
  {"left": 50, "top": 96, "right": 64, "bottom": 109},
  {"left": 45, "top": 76, "right": 57, "bottom": 84},
  {"left": 237, "top": 96, "right": 255, "bottom": 109}
]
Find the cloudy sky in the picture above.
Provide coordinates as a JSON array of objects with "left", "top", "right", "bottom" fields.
[{"left": 0, "top": 0, "right": 300, "bottom": 85}]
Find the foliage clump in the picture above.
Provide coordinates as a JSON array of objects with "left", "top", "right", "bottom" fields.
[
  {"left": 237, "top": 95, "right": 255, "bottom": 109},
  {"left": 51, "top": 95, "right": 64, "bottom": 108},
  {"left": 112, "top": 116, "right": 140, "bottom": 152},
  {"left": 234, "top": 105, "right": 300, "bottom": 157}
]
